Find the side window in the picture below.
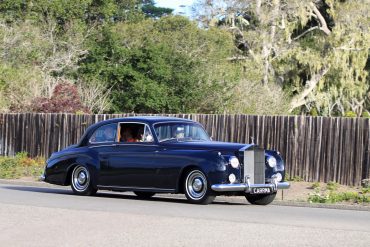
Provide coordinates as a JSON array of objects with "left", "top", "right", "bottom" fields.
[
  {"left": 119, "top": 123, "right": 154, "bottom": 143},
  {"left": 89, "top": 124, "right": 117, "bottom": 143}
]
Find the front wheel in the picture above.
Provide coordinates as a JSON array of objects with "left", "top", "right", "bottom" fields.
[
  {"left": 71, "top": 165, "right": 97, "bottom": 196},
  {"left": 184, "top": 169, "right": 215, "bottom": 204},
  {"left": 245, "top": 192, "right": 277, "bottom": 205}
]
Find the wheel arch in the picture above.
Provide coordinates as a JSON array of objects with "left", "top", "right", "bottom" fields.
[
  {"left": 176, "top": 165, "right": 204, "bottom": 193},
  {"left": 64, "top": 163, "right": 78, "bottom": 186},
  {"left": 64, "top": 162, "right": 97, "bottom": 188}
]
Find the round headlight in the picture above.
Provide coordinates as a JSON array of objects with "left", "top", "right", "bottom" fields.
[
  {"left": 229, "top": 157, "right": 240, "bottom": 168},
  {"left": 267, "top": 156, "right": 277, "bottom": 168},
  {"left": 229, "top": 173, "right": 236, "bottom": 183}
]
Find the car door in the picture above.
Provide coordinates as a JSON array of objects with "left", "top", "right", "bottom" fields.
[
  {"left": 106, "top": 142, "right": 157, "bottom": 188},
  {"left": 100, "top": 122, "right": 160, "bottom": 189},
  {"left": 86, "top": 123, "right": 119, "bottom": 186}
]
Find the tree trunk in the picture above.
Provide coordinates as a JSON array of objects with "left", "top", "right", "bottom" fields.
[{"left": 262, "top": 0, "right": 280, "bottom": 85}]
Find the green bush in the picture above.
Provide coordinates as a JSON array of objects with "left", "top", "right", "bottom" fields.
[
  {"left": 345, "top": 111, "right": 357, "bottom": 118},
  {"left": 0, "top": 153, "right": 45, "bottom": 179},
  {"left": 308, "top": 190, "right": 370, "bottom": 204},
  {"left": 361, "top": 111, "right": 370, "bottom": 118},
  {"left": 326, "top": 181, "right": 339, "bottom": 191},
  {"left": 311, "top": 182, "right": 320, "bottom": 189}
]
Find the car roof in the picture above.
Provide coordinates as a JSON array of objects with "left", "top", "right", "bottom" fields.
[
  {"left": 98, "top": 116, "right": 196, "bottom": 125},
  {"left": 77, "top": 116, "right": 198, "bottom": 147}
]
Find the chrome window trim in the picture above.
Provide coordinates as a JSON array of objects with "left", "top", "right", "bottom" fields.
[{"left": 88, "top": 144, "right": 117, "bottom": 148}]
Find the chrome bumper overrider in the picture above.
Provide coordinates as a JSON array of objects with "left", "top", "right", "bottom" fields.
[{"left": 211, "top": 181, "right": 290, "bottom": 192}]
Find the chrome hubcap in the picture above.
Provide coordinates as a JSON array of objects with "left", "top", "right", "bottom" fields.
[
  {"left": 77, "top": 172, "right": 87, "bottom": 184},
  {"left": 72, "top": 166, "right": 90, "bottom": 192},
  {"left": 192, "top": 178, "right": 203, "bottom": 192},
  {"left": 186, "top": 171, "right": 207, "bottom": 200}
]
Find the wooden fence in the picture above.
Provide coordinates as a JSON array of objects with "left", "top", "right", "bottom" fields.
[{"left": 0, "top": 113, "right": 369, "bottom": 186}]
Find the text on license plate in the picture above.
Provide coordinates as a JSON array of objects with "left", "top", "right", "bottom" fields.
[{"left": 252, "top": 187, "right": 271, "bottom": 194}]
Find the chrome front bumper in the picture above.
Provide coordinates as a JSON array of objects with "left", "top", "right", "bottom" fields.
[
  {"left": 211, "top": 181, "right": 290, "bottom": 193},
  {"left": 40, "top": 174, "right": 45, "bottom": 181}
]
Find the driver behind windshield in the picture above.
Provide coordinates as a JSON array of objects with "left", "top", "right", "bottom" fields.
[{"left": 173, "top": 126, "right": 185, "bottom": 139}]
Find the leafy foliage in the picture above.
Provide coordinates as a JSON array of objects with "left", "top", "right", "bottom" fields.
[
  {"left": 141, "top": 0, "right": 173, "bottom": 18},
  {"left": 79, "top": 16, "right": 239, "bottom": 113},
  {"left": 32, "top": 82, "right": 90, "bottom": 113},
  {"left": 0, "top": 152, "right": 45, "bottom": 179},
  {"left": 0, "top": 0, "right": 369, "bottom": 115}
]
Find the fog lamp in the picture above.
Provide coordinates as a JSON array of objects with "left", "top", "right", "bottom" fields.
[
  {"left": 272, "top": 173, "right": 282, "bottom": 182},
  {"left": 229, "top": 173, "right": 236, "bottom": 183}
]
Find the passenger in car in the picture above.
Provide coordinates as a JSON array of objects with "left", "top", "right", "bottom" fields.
[
  {"left": 135, "top": 128, "right": 144, "bottom": 142},
  {"left": 121, "top": 128, "right": 136, "bottom": 142}
]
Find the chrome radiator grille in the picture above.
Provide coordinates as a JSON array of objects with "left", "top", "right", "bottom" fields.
[{"left": 243, "top": 147, "right": 265, "bottom": 184}]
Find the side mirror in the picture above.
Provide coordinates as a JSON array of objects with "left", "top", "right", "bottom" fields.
[{"left": 145, "top": 134, "right": 154, "bottom": 142}]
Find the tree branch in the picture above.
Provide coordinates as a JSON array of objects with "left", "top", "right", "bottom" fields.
[
  {"left": 310, "top": 2, "right": 331, "bottom": 35},
  {"left": 292, "top": 26, "right": 319, "bottom": 41},
  {"left": 289, "top": 67, "right": 330, "bottom": 112}
]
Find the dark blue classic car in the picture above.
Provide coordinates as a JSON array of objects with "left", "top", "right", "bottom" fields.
[{"left": 42, "top": 116, "right": 289, "bottom": 205}]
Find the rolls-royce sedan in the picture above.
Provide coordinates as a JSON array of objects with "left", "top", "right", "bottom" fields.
[{"left": 42, "top": 116, "right": 290, "bottom": 205}]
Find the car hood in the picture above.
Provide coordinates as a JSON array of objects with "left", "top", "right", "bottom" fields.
[{"left": 161, "top": 141, "right": 253, "bottom": 152}]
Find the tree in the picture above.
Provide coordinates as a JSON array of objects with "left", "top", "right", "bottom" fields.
[
  {"left": 192, "top": 0, "right": 370, "bottom": 116},
  {"left": 141, "top": 0, "right": 173, "bottom": 19},
  {"left": 79, "top": 16, "right": 240, "bottom": 113}
]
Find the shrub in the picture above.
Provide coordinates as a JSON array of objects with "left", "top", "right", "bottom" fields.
[
  {"left": 0, "top": 153, "right": 45, "bottom": 179},
  {"left": 308, "top": 188, "right": 370, "bottom": 204},
  {"left": 310, "top": 182, "right": 320, "bottom": 189},
  {"left": 345, "top": 111, "right": 357, "bottom": 117},
  {"left": 326, "top": 181, "right": 339, "bottom": 191},
  {"left": 361, "top": 111, "right": 370, "bottom": 118},
  {"left": 32, "top": 82, "right": 90, "bottom": 113}
]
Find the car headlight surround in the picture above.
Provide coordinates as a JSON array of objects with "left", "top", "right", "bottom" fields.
[
  {"left": 229, "top": 156, "right": 240, "bottom": 168},
  {"left": 267, "top": 156, "right": 277, "bottom": 168}
]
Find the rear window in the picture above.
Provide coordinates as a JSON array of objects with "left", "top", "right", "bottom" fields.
[{"left": 89, "top": 124, "right": 117, "bottom": 143}]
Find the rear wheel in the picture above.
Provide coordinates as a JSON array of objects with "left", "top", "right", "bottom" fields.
[
  {"left": 71, "top": 165, "right": 97, "bottom": 196},
  {"left": 245, "top": 192, "right": 276, "bottom": 205},
  {"left": 134, "top": 191, "right": 155, "bottom": 199},
  {"left": 184, "top": 169, "right": 215, "bottom": 204}
]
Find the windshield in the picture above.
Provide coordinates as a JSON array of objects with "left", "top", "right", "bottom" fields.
[{"left": 154, "top": 122, "right": 211, "bottom": 142}]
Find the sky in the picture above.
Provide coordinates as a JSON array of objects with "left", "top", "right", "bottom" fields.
[{"left": 155, "top": 0, "right": 195, "bottom": 16}]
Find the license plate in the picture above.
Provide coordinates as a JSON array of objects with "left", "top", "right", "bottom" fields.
[{"left": 251, "top": 187, "right": 271, "bottom": 194}]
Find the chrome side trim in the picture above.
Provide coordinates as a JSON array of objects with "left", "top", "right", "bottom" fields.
[
  {"left": 211, "top": 182, "right": 290, "bottom": 192},
  {"left": 97, "top": 185, "right": 175, "bottom": 193}
]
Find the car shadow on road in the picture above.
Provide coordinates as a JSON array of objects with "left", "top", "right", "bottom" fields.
[
  {"left": 2, "top": 185, "right": 72, "bottom": 195},
  {"left": 96, "top": 192, "right": 247, "bottom": 205},
  {"left": 2, "top": 185, "right": 247, "bottom": 206}
]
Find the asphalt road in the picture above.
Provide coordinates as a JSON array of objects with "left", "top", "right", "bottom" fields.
[{"left": 0, "top": 182, "right": 369, "bottom": 247}]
